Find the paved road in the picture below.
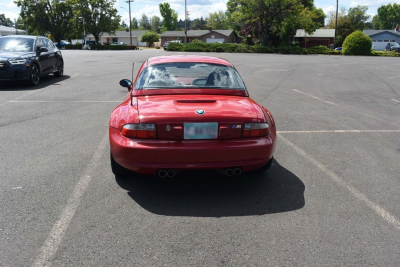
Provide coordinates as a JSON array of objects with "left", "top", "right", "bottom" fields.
[{"left": 1, "top": 50, "right": 399, "bottom": 266}]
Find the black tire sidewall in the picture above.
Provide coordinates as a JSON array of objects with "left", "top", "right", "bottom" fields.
[{"left": 29, "top": 64, "right": 40, "bottom": 86}]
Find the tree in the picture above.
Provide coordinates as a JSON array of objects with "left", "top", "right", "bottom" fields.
[
  {"left": 192, "top": 18, "right": 206, "bottom": 30},
  {"left": 376, "top": 3, "right": 400, "bottom": 29},
  {"left": 139, "top": 13, "right": 150, "bottom": 30},
  {"left": 0, "top": 14, "right": 14, "bottom": 27},
  {"left": 72, "top": 0, "right": 120, "bottom": 44},
  {"left": 226, "top": 0, "right": 322, "bottom": 46},
  {"left": 131, "top": 18, "right": 138, "bottom": 29},
  {"left": 15, "top": 0, "right": 75, "bottom": 46},
  {"left": 313, "top": 8, "right": 326, "bottom": 27},
  {"left": 226, "top": 0, "right": 245, "bottom": 32},
  {"left": 206, "top": 11, "right": 229, "bottom": 30},
  {"left": 370, "top": 15, "right": 380, "bottom": 30},
  {"left": 151, "top": 15, "right": 161, "bottom": 32},
  {"left": 326, "top": 5, "right": 370, "bottom": 47},
  {"left": 121, "top": 20, "right": 128, "bottom": 28},
  {"left": 140, "top": 31, "right": 159, "bottom": 47},
  {"left": 159, "top": 2, "right": 178, "bottom": 32}
]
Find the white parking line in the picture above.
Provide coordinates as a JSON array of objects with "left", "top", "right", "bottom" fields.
[
  {"left": 388, "top": 75, "right": 400, "bottom": 80},
  {"left": 391, "top": 99, "right": 400, "bottom": 104},
  {"left": 278, "top": 133, "right": 400, "bottom": 230},
  {"left": 0, "top": 89, "right": 43, "bottom": 107},
  {"left": 32, "top": 132, "right": 109, "bottom": 267},
  {"left": 292, "top": 89, "right": 337, "bottom": 105},
  {"left": 71, "top": 74, "right": 79, "bottom": 78},
  {"left": 292, "top": 89, "right": 398, "bottom": 126},
  {"left": 278, "top": 130, "right": 400, "bottom": 134}
]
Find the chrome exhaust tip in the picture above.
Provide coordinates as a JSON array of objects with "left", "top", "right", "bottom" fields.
[
  {"left": 225, "top": 168, "right": 234, "bottom": 176},
  {"left": 233, "top": 168, "right": 242, "bottom": 176},
  {"left": 167, "top": 170, "right": 176, "bottom": 178},
  {"left": 158, "top": 169, "right": 167, "bottom": 178}
]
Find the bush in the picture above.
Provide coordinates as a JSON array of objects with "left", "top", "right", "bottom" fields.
[
  {"left": 167, "top": 43, "right": 183, "bottom": 51},
  {"left": 191, "top": 39, "right": 204, "bottom": 43},
  {"left": 182, "top": 42, "right": 208, "bottom": 52},
  {"left": 274, "top": 46, "right": 307, "bottom": 54},
  {"left": 342, "top": 31, "right": 372, "bottom": 56},
  {"left": 64, "top": 44, "right": 82, "bottom": 50},
  {"left": 140, "top": 31, "right": 160, "bottom": 47},
  {"left": 251, "top": 45, "right": 273, "bottom": 53},
  {"left": 371, "top": 50, "right": 400, "bottom": 57},
  {"left": 307, "top": 45, "right": 331, "bottom": 54}
]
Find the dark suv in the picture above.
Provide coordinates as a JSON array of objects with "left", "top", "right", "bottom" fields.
[
  {"left": 385, "top": 42, "right": 400, "bottom": 52},
  {"left": 0, "top": 35, "right": 64, "bottom": 86}
]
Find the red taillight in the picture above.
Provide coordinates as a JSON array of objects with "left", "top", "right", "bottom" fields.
[
  {"left": 242, "top": 123, "right": 270, "bottom": 137},
  {"left": 121, "top": 124, "right": 157, "bottom": 139}
]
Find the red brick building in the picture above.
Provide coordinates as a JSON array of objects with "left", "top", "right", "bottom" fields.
[{"left": 294, "top": 29, "right": 335, "bottom": 48}]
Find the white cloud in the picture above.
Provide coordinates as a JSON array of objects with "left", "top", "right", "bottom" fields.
[
  {"left": 0, "top": 0, "right": 20, "bottom": 21},
  {"left": 118, "top": 0, "right": 228, "bottom": 21}
]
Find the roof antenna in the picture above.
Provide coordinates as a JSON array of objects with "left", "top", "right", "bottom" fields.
[{"left": 132, "top": 62, "right": 135, "bottom": 82}]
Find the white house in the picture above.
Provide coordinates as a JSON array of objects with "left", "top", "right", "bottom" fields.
[
  {"left": 0, "top": 25, "right": 27, "bottom": 36},
  {"left": 86, "top": 30, "right": 148, "bottom": 46}
]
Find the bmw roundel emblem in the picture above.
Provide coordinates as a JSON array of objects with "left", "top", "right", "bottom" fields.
[
  {"left": 195, "top": 109, "right": 205, "bottom": 115},
  {"left": 166, "top": 125, "right": 171, "bottom": 131}
]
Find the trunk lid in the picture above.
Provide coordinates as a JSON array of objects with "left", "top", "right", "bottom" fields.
[{"left": 137, "top": 95, "right": 258, "bottom": 140}]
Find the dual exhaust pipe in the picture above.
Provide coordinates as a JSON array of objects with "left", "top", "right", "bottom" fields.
[
  {"left": 158, "top": 169, "right": 176, "bottom": 178},
  {"left": 225, "top": 168, "right": 242, "bottom": 177}
]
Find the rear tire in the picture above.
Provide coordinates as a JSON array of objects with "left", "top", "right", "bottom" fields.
[
  {"left": 54, "top": 60, "right": 64, "bottom": 77},
  {"left": 110, "top": 152, "right": 130, "bottom": 177}
]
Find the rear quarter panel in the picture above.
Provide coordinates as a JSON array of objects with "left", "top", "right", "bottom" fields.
[{"left": 109, "top": 98, "right": 139, "bottom": 130}]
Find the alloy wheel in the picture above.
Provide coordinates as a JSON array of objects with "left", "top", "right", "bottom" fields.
[{"left": 30, "top": 65, "right": 40, "bottom": 85}]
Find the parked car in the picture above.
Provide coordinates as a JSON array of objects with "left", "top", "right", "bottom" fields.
[
  {"left": 53, "top": 40, "right": 70, "bottom": 48},
  {"left": 0, "top": 35, "right": 64, "bottom": 86},
  {"left": 334, "top": 47, "right": 342, "bottom": 51},
  {"left": 109, "top": 55, "right": 276, "bottom": 178},
  {"left": 110, "top": 42, "right": 127, "bottom": 46},
  {"left": 163, "top": 40, "right": 181, "bottom": 50},
  {"left": 385, "top": 42, "right": 400, "bottom": 52},
  {"left": 85, "top": 40, "right": 100, "bottom": 45}
]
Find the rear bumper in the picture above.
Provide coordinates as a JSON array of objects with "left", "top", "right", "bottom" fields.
[{"left": 110, "top": 127, "right": 275, "bottom": 175}]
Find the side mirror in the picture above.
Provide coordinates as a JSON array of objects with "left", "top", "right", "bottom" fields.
[
  {"left": 39, "top": 47, "right": 48, "bottom": 53},
  {"left": 119, "top": 79, "right": 132, "bottom": 91}
]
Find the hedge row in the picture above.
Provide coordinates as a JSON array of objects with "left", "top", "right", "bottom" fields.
[
  {"left": 64, "top": 44, "right": 82, "bottom": 50},
  {"left": 371, "top": 50, "right": 400, "bottom": 57},
  {"left": 64, "top": 44, "right": 138, "bottom": 50},
  {"left": 167, "top": 43, "right": 342, "bottom": 55}
]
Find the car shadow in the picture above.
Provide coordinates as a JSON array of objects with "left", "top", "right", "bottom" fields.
[
  {"left": 115, "top": 159, "right": 305, "bottom": 217},
  {"left": 0, "top": 75, "right": 71, "bottom": 91}
]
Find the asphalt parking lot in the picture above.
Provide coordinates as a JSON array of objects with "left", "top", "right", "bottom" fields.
[{"left": 1, "top": 49, "right": 399, "bottom": 266}]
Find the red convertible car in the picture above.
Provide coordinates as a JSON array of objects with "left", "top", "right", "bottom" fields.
[{"left": 109, "top": 55, "right": 276, "bottom": 177}]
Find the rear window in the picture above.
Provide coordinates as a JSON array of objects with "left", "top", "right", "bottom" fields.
[{"left": 134, "top": 62, "right": 246, "bottom": 90}]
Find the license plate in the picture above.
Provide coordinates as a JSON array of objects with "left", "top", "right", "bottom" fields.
[{"left": 184, "top": 122, "right": 218, "bottom": 140}]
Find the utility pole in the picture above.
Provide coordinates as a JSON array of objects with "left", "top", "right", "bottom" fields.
[
  {"left": 79, "top": 17, "right": 86, "bottom": 48},
  {"left": 126, "top": 0, "right": 133, "bottom": 46},
  {"left": 14, "top": 19, "right": 18, "bottom": 35},
  {"left": 334, "top": 0, "right": 339, "bottom": 48},
  {"left": 185, "top": 0, "right": 187, "bottom": 44}
]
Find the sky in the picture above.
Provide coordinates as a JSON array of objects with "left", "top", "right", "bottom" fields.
[{"left": 1, "top": 0, "right": 400, "bottom": 25}]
